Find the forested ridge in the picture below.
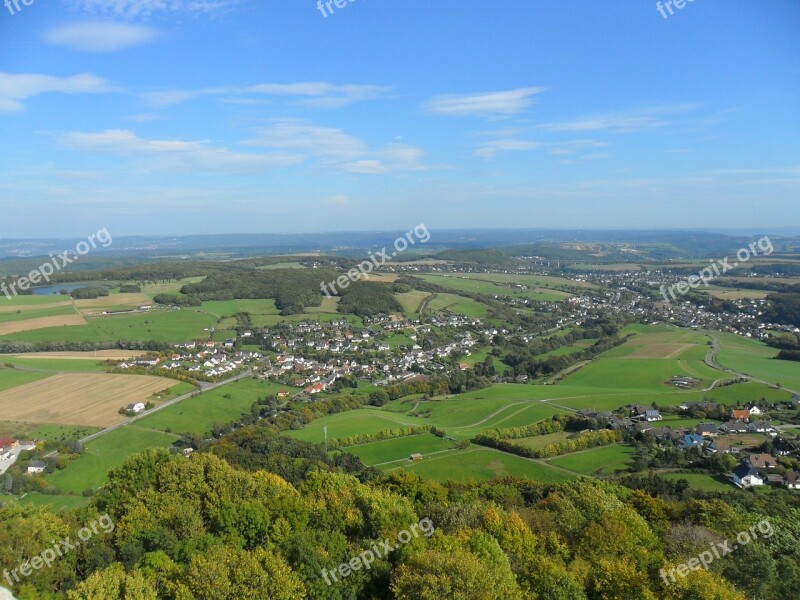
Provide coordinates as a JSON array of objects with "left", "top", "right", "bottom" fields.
[{"left": 2, "top": 425, "right": 798, "bottom": 599}]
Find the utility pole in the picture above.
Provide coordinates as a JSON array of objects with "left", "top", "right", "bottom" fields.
[{"left": 324, "top": 425, "right": 327, "bottom": 453}]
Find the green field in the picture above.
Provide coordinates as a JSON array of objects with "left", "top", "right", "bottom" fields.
[
  {"left": 0, "top": 368, "right": 53, "bottom": 391},
  {"left": 420, "top": 275, "right": 571, "bottom": 304},
  {"left": 548, "top": 444, "right": 635, "bottom": 475},
  {"left": 17, "top": 493, "right": 91, "bottom": 511},
  {"left": 714, "top": 331, "right": 800, "bottom": 392},
  {"left": 43, "top": 425, "right": 180, "bottom": 494},
  {"left": 0, "top": 309, "right": 217, "bottom": 344},
  {"left": 395, "top": 291, "right": 430, "bottom": 315},
  {"left": 137, "top": 378, "right": 287, "bottom": 436},
  {"left": 425, "top": 293, "right": 488, "bottom": 317},
  {"left": 286, "top": 410, "right": 417, "bottom": 444},
  {"left": 659, "top": 472, "right": 733, "bottom": 492},
  {"left": 391, "top": 446, "right": 576, "bottom": 482},
  {"left": 344, "top": 433, "right": 456, "bottom": 466}
]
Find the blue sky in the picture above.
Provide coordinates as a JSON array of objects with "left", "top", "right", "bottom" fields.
[{"left": 1, "top": 0, "right": 798, "bottom": 237}]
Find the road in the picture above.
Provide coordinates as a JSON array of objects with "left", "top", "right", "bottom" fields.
[
  {"left": 45, "top": 370, "right": 253, "bottom": 456},
  {"left": 704, "top": 334, "right": 799, "bottom": 396}
]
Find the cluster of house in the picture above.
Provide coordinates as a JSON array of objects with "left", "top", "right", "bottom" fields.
[
  {"left": 117, "top": 342, "right": 261, "bottom": 380},
  {"left": 0, "top": 438, "right": 19, "bottom": 461},
  {"left": 257, "top": 315, "right": 483, "bottom": 394},
  {"left": 580, "top": 402, "right": 800, "bottom": 490},
  {"left": 732, "top": 454, "right": 800, "bottom": 489}
]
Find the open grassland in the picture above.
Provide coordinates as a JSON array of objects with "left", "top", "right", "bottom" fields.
[
  {"left": 17, "top": 494, "right": 91, "bottom": 512},
  {"left": 286, "top": 410, "right": 418, "bottom": 444},
  {"left": 714, "top": 331, "right": 800, "bottom": 392},
  {"left": 461, "top": 348, "right": 512, "bottom": 373},
  {"left": 420, "top": 275, "right": 572, "bottom": 303},
  {"left": 137, "top": 378, "right": 286, "bottom": 436},
  {"left": 140, "top": 277, "right": 206, "bottom": 298},
  {"left": 43, "top": 425, "right": 180, "bottom": 494},
  {"left": 305, "top": 296, "right": 341, "bottom": 314},
  {"left": 0, "top": 373, "right": 185, "bottom": 426},
  {"left": 395, "top": 290, "right": 430, "bottom": 315},
  {"left": 200, "top": 299, "right": 279, "bottom": 318},
  {"left": 548, "top": 444, "right": 635, "bottom": 475},
  {"left": 390, "top": 446, "right": 576, "bottom": 482},
  {"left": 425, "top": 293, "right": 488, "bottom": 317},
  {"left": 659, "top": 472, "right": 733, "bottom": 492},
  {"left": 539, "top": 339, "right": 597, "bottom": 359},
  {"left": 344, "top": 433, "right": 456, "bottom": 466}
]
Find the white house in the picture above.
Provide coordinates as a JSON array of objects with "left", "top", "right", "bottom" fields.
[
  {"left": 27, "top": 460, "right": 46, "bottom": 475},
  {"left": 784, "top": 472, "right": 800, "bottom": 490},
  {"left": 126, "top": 402, "right": 146, "bottom": 414},
  {"left": 733, "top": 462, "right": 763, "bottom": 488}
]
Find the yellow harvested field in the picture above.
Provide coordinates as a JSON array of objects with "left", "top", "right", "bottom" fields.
[
  {"left": 709, "top": 290, "right": 769, "bottom": 300},
  {"left": 0, "top": 301, "right": 72, "bottom": 314},
  {"left": 0, "top": 314, "right": 87, "bottom": 335},
  {"left": 0, "top": 373, "right": 177, "bottom": 426},
  {"left": 75, "top": 293, "right": 153, "bottom": 310},
  {"left": 8, "top": 350, "right": 147, "bottom": 360}
]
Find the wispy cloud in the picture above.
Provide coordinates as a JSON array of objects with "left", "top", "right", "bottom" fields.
[
  {"left": 424, "top": 87, "right": 545, "bottom": 118},
  {"left": 143, "top": 82, "right": 390, "bottom": 109},
  {"left": 70, "top": 0, "right": 241, "bottom": 19},
  {"left": 0, "top": 72, "right": 115, "bottom": 112},
  {"left": 44, "top": 21, "right": 160, "bottom": 52},
  {"left": 60, "top": 129, "right": 302, "bottom": 173},
  {"left": 247, "top": 120, "right": 427, "bottom": 174},
  {"left": 476, "top": 138, "right": 607, "bottom": 159},
  {"left": 540, "top": 104, "right": 699, "bottom": 133}
]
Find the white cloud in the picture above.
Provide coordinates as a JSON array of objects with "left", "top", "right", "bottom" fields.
[
  {"left": 44, "top": 21, "right": 160, "bottom": 52},
  {"left": 142, "top": 82, "right": 390, "bottom": 108},
  {"left": 476, "top": 138, "right": 607, "bottom": 159},
  {"left": 0, "top": 72, "right": 115, "bottom": 112},
  {"left": 247, "top": 121, "right": 427, "bottom": 174},
  {"left": 476, "top": 139, "right": 542, "bottom": 159},
  {"left": 60, "top": 129, "right": 302, "bottom": 173},
  {"left": 71, "top": 0, "right": 241, "bottom": 19},
  {"left": 540, "top": 104, "right": 699, "bottom": 133},
  {"left": 424, "top": 87, "right": 545, "bottom": 117}
]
